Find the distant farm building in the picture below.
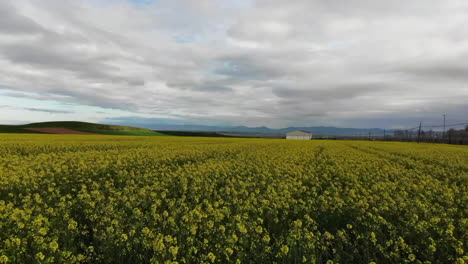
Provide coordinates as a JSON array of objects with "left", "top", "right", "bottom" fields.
[{"left": 286, "top": 130, "right": 312, "bottom": 140}]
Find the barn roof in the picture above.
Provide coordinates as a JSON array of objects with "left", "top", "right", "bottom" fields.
[{"left": 286, "top": 130, "right": 312, "bottom": 135}]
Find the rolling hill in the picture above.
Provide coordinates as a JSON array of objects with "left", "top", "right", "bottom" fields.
[{"left": 0, "top": 121, "right": 167, "bottom": 136}]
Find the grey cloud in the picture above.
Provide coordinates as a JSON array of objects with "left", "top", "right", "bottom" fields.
[
  {"left": 165, "top": 77, "right": 234, "bottom": 92},
  {"left": 1, "top": 41, "right": 145, "bottom": 86},
  {"left": 400, "top": 56, "right": 468, "bottom": 82},
  {"left": 2, "top": 91, "right": 72, "bottom": 102},
  {"left": 103, "top": 115, "right": 234, "bottom": 128},
  {"left": 23, "top": 107, "right": 73, "bottom": 114},
  {"left": 46, "top": 87, "right": 139, "bottom": 111},
  {"left": 213, "top": 57, "right": 274, "bottom": 81},
  {"left": 0, "top": 102, "right": 73, "bottom": 114},
  {"left": 272, "top": 82, "right": 382, "bottom": 101},
  {"left": 192, "top": 85, "right": 233, "bottom": 93},
  {"left": 0, "top": 0, "right": 467, "bottom": 128},
  {"left": 0, "top": 1, "right": 44, "bottom": 34}
]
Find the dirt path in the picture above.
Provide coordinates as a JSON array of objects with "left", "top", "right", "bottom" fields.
[{"left": 23, "top": 127, "right": 99, "bottom": 135}]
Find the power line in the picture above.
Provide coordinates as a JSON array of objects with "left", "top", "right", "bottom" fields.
[
  {"left": 443, "top": 114, "right": 446, "bottom": 139},
  {"left": 345, "top": 117, "right": 467, "bottom": 144},
  {"left": 417, "top": 121, "right": 422, "bottom": 144},
  {"left": 421, "top": 122, "right": 468, "bottom": 128},
  {"left": 396, "top": 122, "right": 468, "bottom": 131}
]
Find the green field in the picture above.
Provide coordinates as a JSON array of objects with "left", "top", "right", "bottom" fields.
[
  {"left": 10, "top": 121, "right": 150, "bottom": 131},
  {"left": 0, "top": 125, "right": 44, "bottom": 134},
  {"left": 77, "top": 129, "right": 168, "bottom": 136},
  {"left": 0, "top": 121, "right": 165, "bottom": 136},
  {"left": 0, "top": 135, "right": 466, "bottom": 263}
]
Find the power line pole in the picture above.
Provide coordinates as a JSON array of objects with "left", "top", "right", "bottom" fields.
[
  {"left": 417, "top": 122, "right": 422, "bottom": 144},
  {"left": 443, "top": 114, "right": 446, "bottom": 142},
  {"left": 384, "top": 129, "right": 386, "bottom": 141}
]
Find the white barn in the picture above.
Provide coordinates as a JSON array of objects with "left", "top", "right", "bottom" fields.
[{"left": 286, "top": 130, "right": 312, "bottom": 140}]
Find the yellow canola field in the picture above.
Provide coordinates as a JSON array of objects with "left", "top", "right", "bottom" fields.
[{"left": 0, "top": 134, "right": 467, "bottom": 264}]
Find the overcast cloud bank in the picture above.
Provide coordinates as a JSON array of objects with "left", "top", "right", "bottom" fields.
[{"left": 0, "top": 0, "right": 467, "bottom": 128}]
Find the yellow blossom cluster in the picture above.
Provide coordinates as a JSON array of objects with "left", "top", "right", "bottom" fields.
[{"left": 0, "top": 134, "right": 467, "bottom": 263}]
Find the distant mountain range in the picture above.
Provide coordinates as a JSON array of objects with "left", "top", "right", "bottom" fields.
[
  {"left": 150, "top": 124, "right": 393, "bottom": 136},
  {"left": 0, "top": 121, "right": 395, "bottom": 137}
]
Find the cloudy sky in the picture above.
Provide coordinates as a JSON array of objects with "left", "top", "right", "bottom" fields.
[{"left": 0, "top": 0, "right": 467, "bottom": 129}]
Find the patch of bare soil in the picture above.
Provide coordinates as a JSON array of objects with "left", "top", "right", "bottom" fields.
[{"left": 24, "top": 127, "right": 99, "bottom": 135}]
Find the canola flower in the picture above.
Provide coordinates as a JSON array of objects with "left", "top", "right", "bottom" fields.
[{"left": 0, "top": 134, "right": 467, "bottom": 263}]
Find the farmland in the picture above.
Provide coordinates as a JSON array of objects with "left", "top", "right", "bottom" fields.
[
  {"left": 0, "top": 122, "right": 166, "bottom": 136},
  {"left": 0, "top": 134, "right": 467, "bottom": 264}
]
